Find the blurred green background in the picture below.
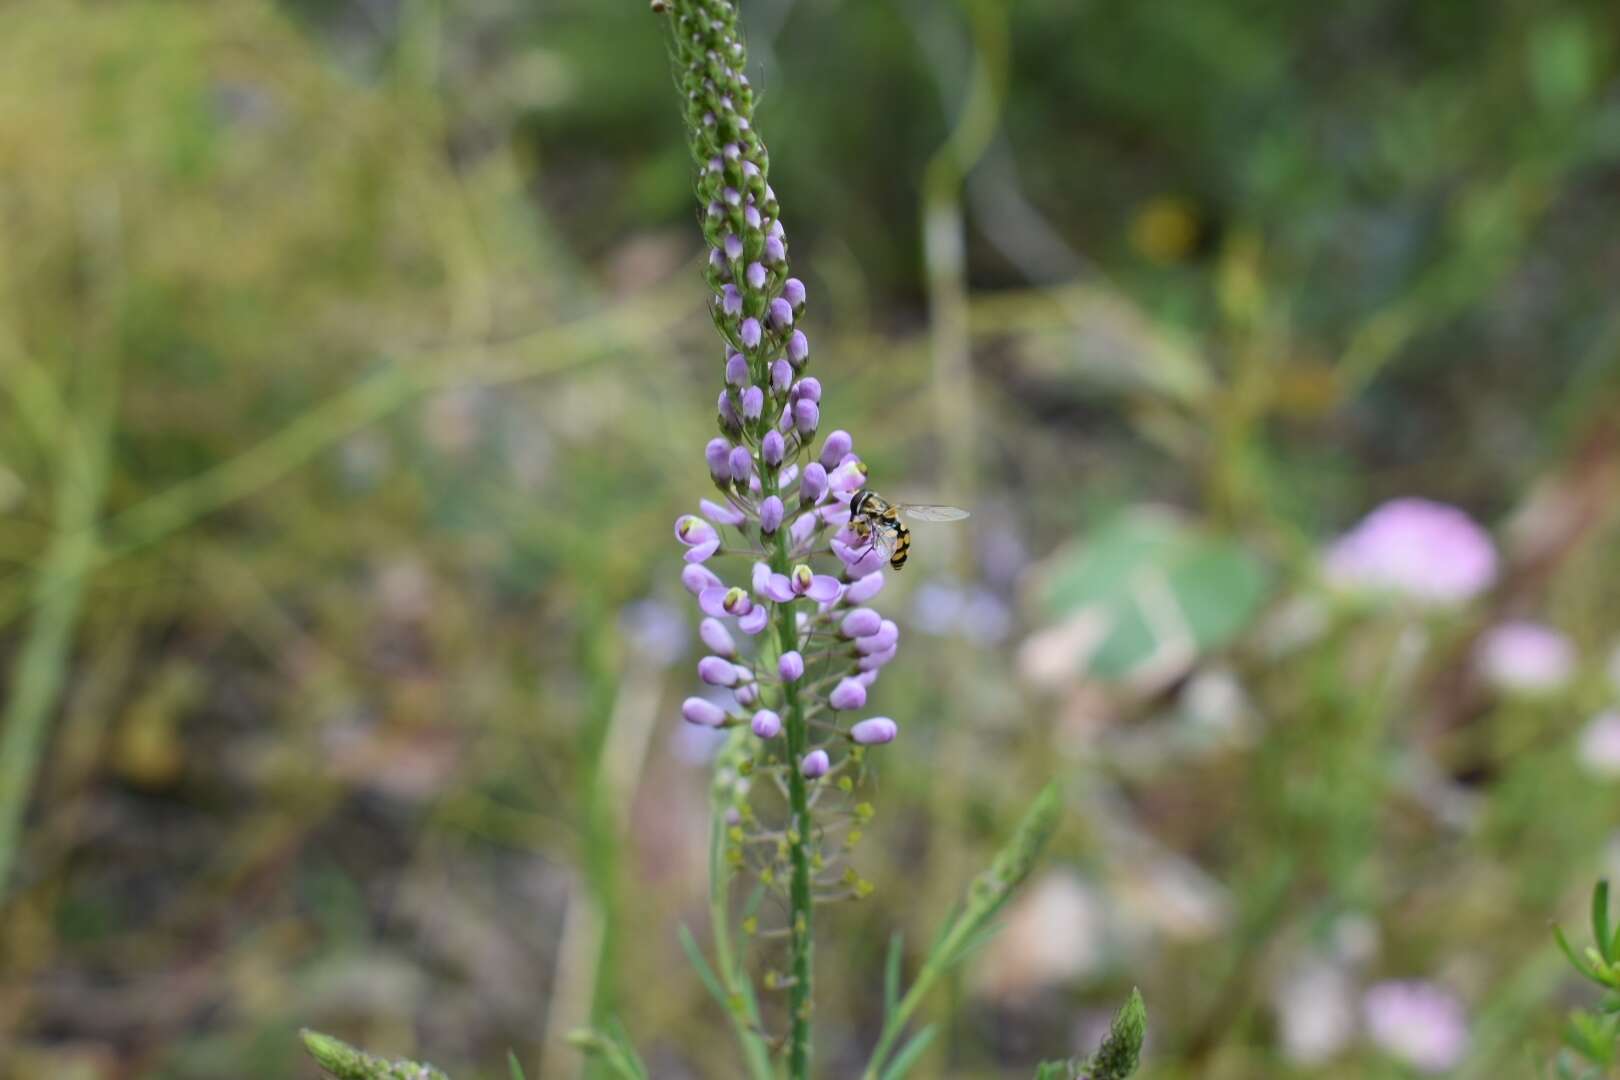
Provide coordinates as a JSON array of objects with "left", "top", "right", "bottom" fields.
[{"left": 3, "top": 0, "right": 1620, "bottom": 1076}]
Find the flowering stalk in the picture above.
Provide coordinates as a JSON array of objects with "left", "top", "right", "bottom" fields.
[{"left": 662, "top": 2, "right": 902, "bottom": 1074}]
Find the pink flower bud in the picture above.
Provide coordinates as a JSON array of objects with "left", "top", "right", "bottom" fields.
[
  {"left": 851, "top": 717, "right": 898, "bottom": 745},
  {"left": 682, "top": 697, "right": 727, "bottom": 727}
]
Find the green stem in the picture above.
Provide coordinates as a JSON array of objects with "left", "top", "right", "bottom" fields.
[{"left": 769, "top": 474, "right": 814, "bottom": 1079}]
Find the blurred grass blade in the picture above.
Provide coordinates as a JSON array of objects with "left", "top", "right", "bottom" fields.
[
  {"left": 1594, "top": 880, "right": 1612, "bottom": 963},
  {"left": 878, "top": 1024, "right": 937, "bottom": 1080},
  {"left": 883, "top": 932, "right": 903, "bottom": 1021},
  {"left": 566, "top": 1026, "right": 648, "bottom": 1080},
  {"left": 507, "top": 1051, "right": 527, "bottom": 1080},
  {"left": 0, "top": 335, "right": 118, "bottom": 900}
]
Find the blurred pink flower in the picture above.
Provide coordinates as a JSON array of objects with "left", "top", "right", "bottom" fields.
[
  {"left": 1579, "top": 711, "right": 1620, "bottom": 779},
  {"left": 1362, "top": 980, "right": 1468, "bottom": 1073},
  {"left": 1323, "top": 498, "right": 1496, "bottom": 607},
  {"left": 1477, "top": 620, "right": 1576, "bottom": 693}
]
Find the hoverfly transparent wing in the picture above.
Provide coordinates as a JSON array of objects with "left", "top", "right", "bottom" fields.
[
  {"left": 867, "top": 523, "right": 900, "bottom": 560},
  {"left": 894, "top": 504, "right": 971, "bottom": 523}
]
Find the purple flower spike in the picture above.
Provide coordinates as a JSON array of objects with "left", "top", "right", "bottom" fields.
[
  {"left": 764, "top": 234, "right": 786, "bottom": 263},
  {"left": 728, "top": 445, "right": 754, "bottom": 485},
  {"left": 737, "top": 605, "right": 770, "bottom": 635},
  {"left": 746, "top": 262, "right": 767, "bottom": 289},
  {"left": 699, "top": 655, "right": 741, "bottom": 686},
  {"left": 708, "top": 247, "right": 726, "bottom": 273},
  {"left": 744, "top": 204, "right": 761, "bottom": 229},
  {"left": 787, "top": 329, "right": 809, "bottom": 367},
  {"left": 676, "top": 515, "right": 722, "bottom": 562},
  {"left": 801, "top": 749, "right": 830, "bottom": 778},
  {"left": 700, "top": 617, "right": 737, "bottom": 657},
  {"left": 790, "top": 512, "right": 819, "bottom": 547},
  {"left": 741, "top": 385, "right": 765, "bottom": 420},
  {"left": 724, "top": 186, "right": 742, "bottom": 206},
  {"left": 857, "top": 645, "right": 897, "bottom": 672},
  {"left": 793, "top": 399, "right": 820, "bottom": 436},
  {"left": 856, "top": 619, "right": 899, "bottom": 654},
  {"left": 794, "top": 377, "right": 822, "bottom": 403},
  {"left": 721, "top": 284, "right": 743, "bottom": 317},
  {"left": 844, "top": 571, "right": 885, "bottom": 604},
  {"left": 706, "top": 437, "right": 732, "bottom": 484},
  {"left": 851, "top": 717, "right": 898, "bottom": 745},
  {"left": 699, "top": 585, "right": 752, "bottom": 618},
  {"left": 717, "top": 390, "right": 741, "bottom": 432},
  {"left": 762, "top": 429, "right": 786, "bottom": 467},
  {"left": 778, "top": 650, "right": 804, "bottom": 682},
  {"left": 768, "top": 297, "right": 794, "bottom": 329},
  {"left": 833, "top": 536, "right": 888, "bottom": 578},
  {"left": 841, "top": 608, "right": 883, "bottom": 638},
  {"left": 760, "top": 495, "right": 785, "bottom": 534},
  {"left": 682, "top": 564, "right": 722, "bottom": 596},
  {"left": 734, "top": 681, "right": 760, "bottom": 707},
  {"left": 771, "top": 359, "right": 793, "bottom": 392},
  {"left": 725, "top": 352, "right": 749, "bottom": 387},
  {"left": 800, "top": 463, "right": 828, "bottom": 506},
  {"left": 757, "top": 572, "right": 795, "bottom": 603},
  {"left": 783, "top": 278, "right": 806, "bottom": 308},
  {"left": 682, "top": 697, "right": 727, "bottom": 728},
  {"left": 819, "top": 431, "right": 853, "bottom": 470},
  {"left": 701, "top": 498, "right": 746, "bottom": 526},
  {"left": 724, "top": 234, "right": 743, "bottom": 261},
  {"left": 790, "top": 564, "right": 843, "bottom": 602},
  {"left": 829, "top": 677, "right": 867, "bottom": 711},
  {"left": 827, "top": 459, "right": 868, "bottom": 495},
  {"left": 752, "top": 709, "right": 783, "bottom": 739},
  {"left": 740, "top": 318, "right": 763, "bottom": 350}
]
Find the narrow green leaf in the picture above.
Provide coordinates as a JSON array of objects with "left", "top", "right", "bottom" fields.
[
  {"left": 567, "top": 1028, "right": 648, "bottom": 1080},
  {"left": 678, "top": 923, "right": 732, "bottom": 1012},
  {"left": 878, "top": 1024, "right": 938, "bottom": 1080},
  {"left": 1033, "top": 1062, "right": 1076, "bottom": 1080},
  {"left": 883, "top": 932, "right": 903, "bottom": 1021},
  {"left": 606, "top": 1019, "right": 652, "bottom": 1080},
  {"left": 1593, "top": 880, "right": 1612, "bottom": 963},
  {"left": 507, "top": 1050, "right": 527, "bottom": 1080},
  {"left": 1556, "top": 925, "right": 1596, "bottom": 981}
]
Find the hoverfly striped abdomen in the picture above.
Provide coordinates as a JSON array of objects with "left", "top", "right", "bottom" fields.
[{"left": 848, "top": 488, "right": 967, "bottom": 572}]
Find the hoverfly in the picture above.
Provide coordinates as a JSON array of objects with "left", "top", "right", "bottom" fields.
[{"left": 849, "top": 489, "right": 970, "bottom": 570}]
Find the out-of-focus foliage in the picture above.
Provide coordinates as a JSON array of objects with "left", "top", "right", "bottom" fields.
[{"left": 2, "top": 0, "right": 1619, "bottom": 1077}]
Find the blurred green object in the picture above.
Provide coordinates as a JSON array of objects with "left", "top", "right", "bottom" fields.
[{"left": 1035, "top": 509, "right": 1269, "bottom": 683}]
